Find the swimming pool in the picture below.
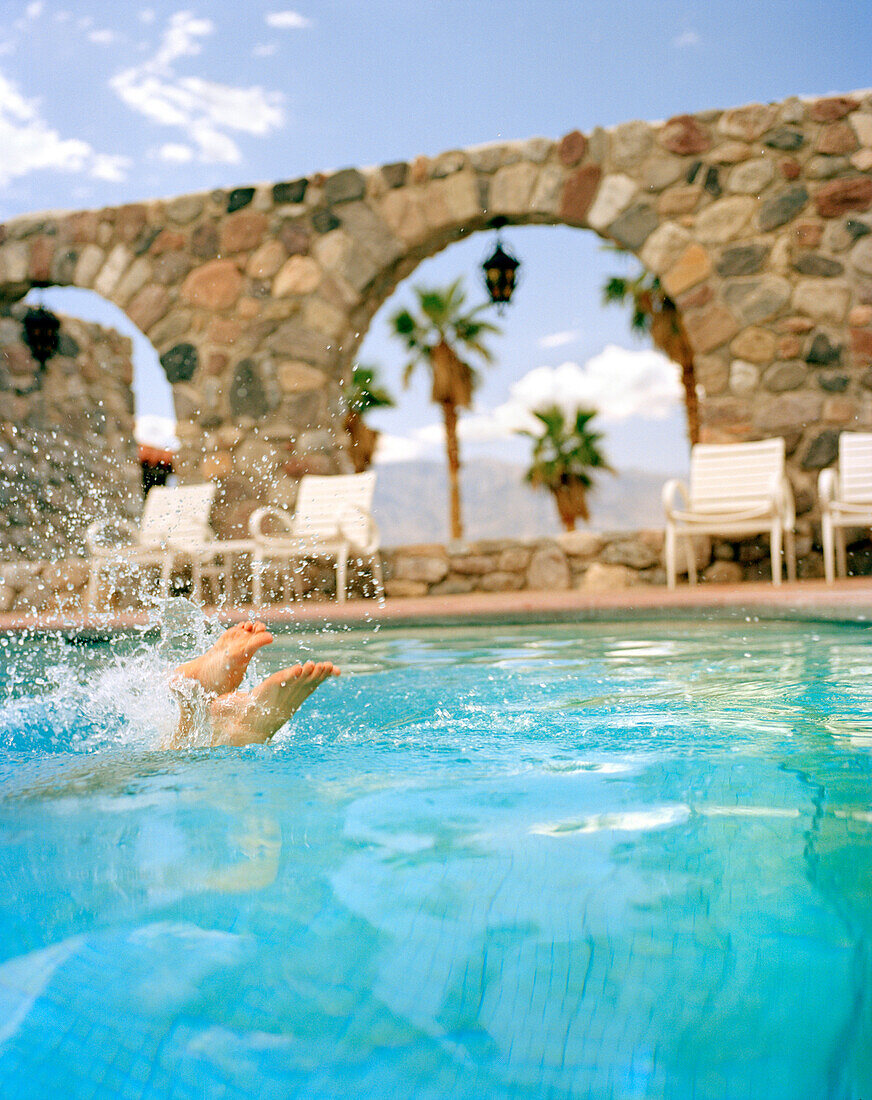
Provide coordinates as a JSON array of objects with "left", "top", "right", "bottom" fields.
[{"left": 1, "top": 612, "right": 871, "bottom": 1098}]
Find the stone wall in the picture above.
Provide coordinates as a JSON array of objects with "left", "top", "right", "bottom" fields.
[
  {"left": 381, "top": 527, "right": 832, "bottom": 599},
  {"left": 4, "top": 525, "right": 867, "bottom": 616},
  {"left": 0, "top": 305, "right": 139, "bottom": 560},
  {"left": 2, "top": 90, "right": 872, "bottom": 554}
]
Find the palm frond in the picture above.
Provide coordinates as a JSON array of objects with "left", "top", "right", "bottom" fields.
[
  {"left": 349, "top": 363, "right": 395, "bottom": 412},
  {"left": 518, "top": 404, "right": 612, "bottom": 492},
  {"left": 631, "top": 308, "right": 650, "bottom": 333},
  {"left": 391, "top": 308, "right": 416, "bottom": 337},
  {"left": 602, "top": 276, "right": 629, "bottom": 304}
]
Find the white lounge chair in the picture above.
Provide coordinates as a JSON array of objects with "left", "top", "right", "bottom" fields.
[
  {"left": 819, "top": 431, "right": 872, "bottom": 584},
  {"left": 662, "top": 438, "right": 796, "bottom": 589},
  {"left": 85, "top": 483, "right": 217, "bottom": 609},
  {"left": 249, "top": 472, "right": 382, "bottom": 605}
]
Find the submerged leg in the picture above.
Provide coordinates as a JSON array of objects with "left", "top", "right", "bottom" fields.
[
  {"left": 173, "top": 620, "right": 273, "bottom": 697},
  {"left": 207, "top": 661, "right": 340, "bottom": 747}
]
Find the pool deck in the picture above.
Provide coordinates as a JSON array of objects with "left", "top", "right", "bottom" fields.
[{"left": 4, "top": 577, "right": 872, "bottom": 634}]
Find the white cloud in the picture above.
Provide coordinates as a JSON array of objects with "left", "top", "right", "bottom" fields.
[
  {"left": 378, "top": 345, "right": 683, "bottom": 464},
  {"left": 88, "top": 28, "right": 118, "bottom": 45},
  {"left": 252, "top": 43, "right": 279, "bottom": 57},
  {"left": 510, "top": 346, "right": 682, "bottom": 423},
  {"left": 110, "top": 11, "right": 284, "bottom": 164},
  {"left": 136, "top": 415, "right": 179, "bottom": 451},
  {"left": 157, "top": 142, "right": 194, "bottom": 163},
  {"left": 14, "top": 1, "right": 43, "bottom": 30},
  {"left": 138, "top": 8, "right": 156, "bottom": 24},
  {"left": 373, "top": 432, "right": 430, "bottom": 464},
  {"left": 265, "top": 10, "right": 311, "bottom": 29},
  {"left": 538, "top": 329, "right": 580, "bottom": 349},
  {"left": 0, "top": 70, "right": 130, "bottom": 186},
  {"left": 672, "top": 29, "right": 700, "bottom": 48},
  {"left": 90, "top": 153, "right": 133, "bottom": 181}
]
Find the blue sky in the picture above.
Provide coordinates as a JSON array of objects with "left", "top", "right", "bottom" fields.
[{"left": 6, "top": 0, "right": 872, "bottom": 472}]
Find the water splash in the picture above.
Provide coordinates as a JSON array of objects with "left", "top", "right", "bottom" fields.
[{"left": 0, "top": 598, "right": 232, "bottom": 753}]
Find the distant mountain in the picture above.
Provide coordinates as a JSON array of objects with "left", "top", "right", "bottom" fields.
[{"left": 372, "top": 458, "right": 677, "bottom": 546}]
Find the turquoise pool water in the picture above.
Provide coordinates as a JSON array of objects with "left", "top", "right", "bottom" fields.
[{"left": 1, "top": 614, "right": 872, "bottom": 1098}]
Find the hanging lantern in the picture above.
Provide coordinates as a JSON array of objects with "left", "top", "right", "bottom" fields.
[
  {"left": 482, "top": 219, "right": 520, "bottom": 310},
  {"left": 16, "top": 306, "right": 61, "bottom": 395},
  {"left": 22, "top": 306, "right": 61, "bottom": 369}
]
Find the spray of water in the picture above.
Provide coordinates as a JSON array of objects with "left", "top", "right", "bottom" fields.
[{"left": 0, "top": 598, "right": 240, "bottom": 753}]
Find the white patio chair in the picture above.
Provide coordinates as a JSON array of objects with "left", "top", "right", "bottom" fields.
[
  {"left": 663, "top": 437, "right": 796, "bottom": 589},
  {"left": 249, "top": 472, "right": 383, "bottom": 605},
  {"left": 85, "top": 483, "right": 217, "bottom": 609},
  {"left": 819, "top": 432, "right": 872, "bottom": 584}
]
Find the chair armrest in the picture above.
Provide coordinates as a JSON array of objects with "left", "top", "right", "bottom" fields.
[
  {"left": 165, "top": 536, "right": 220, "bottom": 559},
  {"left": 818, "top": 467, "right": 838, "bottom": 512},
  {"left": 661, "top": 479, "right": 689, "bottom": 519},
  {"left": 338, "top": 506, "right": 381, "bottom": 554},
  {"left": 85, "top": 516, "right": 138, "bottom": 554},
  {"left": 249, "top": 506, "right": 295, "bottom": 541}
]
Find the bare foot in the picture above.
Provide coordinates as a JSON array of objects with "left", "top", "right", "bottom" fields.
[
  {"left": 173, "top": 621, "right": 273, "bottom": 697},
  {"left": 208, "top": 660, "right": 340, "bottom": 747}
]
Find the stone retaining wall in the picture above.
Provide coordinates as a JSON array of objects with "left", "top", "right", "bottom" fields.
[
  {"left": 4, "top": 527, "right": 869, "bottom": 615},
  {"left": 0, "top": 305, "right": 140, "bottom": 560},
  {"left": 380, "top": 528, "right": 831, "bottom": 597}
]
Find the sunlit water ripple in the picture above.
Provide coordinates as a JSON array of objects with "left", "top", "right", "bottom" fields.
[{"left": 1, "top": 610, "right": 872, "bottom": 1098}]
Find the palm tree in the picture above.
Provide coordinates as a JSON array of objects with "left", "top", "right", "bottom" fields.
[
  {"left": 343, "top": 363, "right": 394, "bottom": 473},
  {"left": 520, "top": 406, "right": 612, "bottom": 531},
  {"left": 602, "top": 261, "right": 699, "bottom": 445},
  {"left": 390, "top": 277, "right": 500, "bottom": 540}
]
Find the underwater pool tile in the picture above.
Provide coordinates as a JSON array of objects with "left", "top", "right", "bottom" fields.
[{"left": 2, "top": 619, "right": 872, "bottom": 1095}]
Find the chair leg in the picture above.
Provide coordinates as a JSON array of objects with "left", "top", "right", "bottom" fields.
[
  {"left": 335, "top": 550, "right": 348, "bottom": 603},
  {"left": 252, "top": 555, "right": 264, "bottom": 607},
  {"left": 822, "top": 516, "right": 835, "bottom": 584},
  {"left": 835, "top": 527, "right": 847, "bottom": 579},
  {"left": 224, "top": 553, "right": 234, "bottom": 604},
  {"left": 291, "top": 560, "right": 303, "bottom": 602},
  {"left": 665, "top": 524, "right": 677, "bottom": 590},
  {"left": 785, "top": 528, "right": 796, "bottom": 583},
  {"left": 86, "top": 562, "right": 101, "bottom": 611},
  {"left": 159, "top": 554, "right": 173, "bottom": 599},
  {"left": 771, "top": 523, "right": 782, "bottom": 585},
  {"left": 685, "top": 537, "right": 698, "bottom": 586},
  {"left": 370, "top": 553, "right": 384, "bottom": 599}
]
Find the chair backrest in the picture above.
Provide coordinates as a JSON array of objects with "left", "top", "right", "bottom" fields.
[
  {"left": 138, "top": 484, "right": 216, "bottom": 547},
  {"left": 839, "top": 432, "right": 872, "bottom": 503},
  {"left": 292, "top": 473, "right": 376, "bottom": 545},
  {"left": 689, "top": 438, "right": 785, "bottom": 513}
]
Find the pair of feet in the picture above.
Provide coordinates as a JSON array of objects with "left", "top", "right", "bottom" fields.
[{"left": 168, "top": 621, "right": 339, "bottom": 748}]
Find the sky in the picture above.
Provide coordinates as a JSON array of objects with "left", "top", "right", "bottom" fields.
[{"left": 5, "top": 0, "right": 872, "bottom": 474}]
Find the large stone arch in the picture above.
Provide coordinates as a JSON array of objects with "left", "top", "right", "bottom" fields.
[{"left": 2, "top": 88, "right": 872, "bottom": 539}]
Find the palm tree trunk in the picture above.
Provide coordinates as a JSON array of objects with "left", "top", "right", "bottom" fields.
[
  {"left": 650, "top": 304, "right": 699, "bottom": 446},
  {"left": 442, "top": 400, "right": 463, "bottom": 540},
  {"left": 553, "top": 480, "right": 589, "bottom": 532},
  {"left": 344, "top": 412, "right": 379, "bottom": 473},
  {"left": 680, "top": 357, "right": 699, "bottom": 446}
]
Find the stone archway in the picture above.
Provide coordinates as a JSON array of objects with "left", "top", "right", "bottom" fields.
[{"left": 2, "top": 89, "right": 872, "bottom": 542}]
